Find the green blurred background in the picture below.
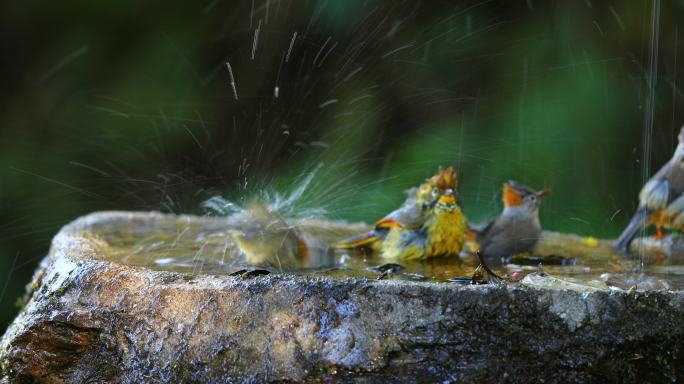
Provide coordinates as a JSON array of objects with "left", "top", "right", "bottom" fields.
[{"left": 1, "top": 0, "right": 683, "bottom": 331}]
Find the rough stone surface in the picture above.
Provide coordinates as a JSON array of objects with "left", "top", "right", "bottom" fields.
[{"left": 2, "top": 212, "right": 684, "bottom": 383}]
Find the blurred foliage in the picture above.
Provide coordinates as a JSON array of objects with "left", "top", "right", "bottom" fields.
[{"left": 1, "top": 0, "right": 683, "bottom": 331}]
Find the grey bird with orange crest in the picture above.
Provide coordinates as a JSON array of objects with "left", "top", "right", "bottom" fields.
[
  {"left": 471, "top": 181, "right": 550, "bottom": 260},
  {"left": 614, "top": 126, "right": 684, "bottom": 254}
]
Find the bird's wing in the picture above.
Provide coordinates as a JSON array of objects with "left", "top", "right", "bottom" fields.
[
  {"left": 666, "top": 159, "right": 684, "bottom": 205},
  {"left": 476, "top": 216, "right": 541, "bottom": 257},
  {"left": 377, "top": 204, "right": 423, "bottom": 229},
  {"left": 639, "top": 178, "right": 669, "bottom": 210},
  {"left": 336, "top": 209, "right": 413, "bottom": 250},
  {"left": 651, "top": 156, "right": 684, "bottom": 223},
  {"left": 468, "top": 219, "right": 495, "bottom": 237},
  {"left": 375, "top": 189, "right": 424, "bottom": 229},
  {"left": 476, "top": 218, "right": 505, "bottom": 250},
  {"left": 666, "top": 192, "right": 684, "bottom": 227},
  {"left": 334, "top": 230, "right": 383, "bottom": 249},
  {"left": 374, "top": 217, "right": 403, "bottom": 229},
  {"left": 336, "top": 188, "right": 421, "bottom": 249}
]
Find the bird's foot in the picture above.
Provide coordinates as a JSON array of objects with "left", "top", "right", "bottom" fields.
[{"left": 656, "top": 227, "right": 664, "bottom": 239}]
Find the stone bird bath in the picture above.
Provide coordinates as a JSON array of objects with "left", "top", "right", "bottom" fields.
[{"left": 1, "top": 211, "right": 683, "bottom": 382}]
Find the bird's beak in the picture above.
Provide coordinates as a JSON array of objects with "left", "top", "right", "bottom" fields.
[
  {"left": 536, "top": 188, "right": 551, "bottom": 198},
  {"left": 439, "top": 188, "right": 456, "bottom": 204}
]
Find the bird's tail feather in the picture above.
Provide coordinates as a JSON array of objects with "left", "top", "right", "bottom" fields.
[{"left": 613, "top": 208, "right": 651, "bottom": 255}]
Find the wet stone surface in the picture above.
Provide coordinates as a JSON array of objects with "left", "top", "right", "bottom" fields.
[{"left": 2, "top": 211, "right": 684, "bottom": 383}]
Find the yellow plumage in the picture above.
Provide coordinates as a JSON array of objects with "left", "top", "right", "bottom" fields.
[
  {"left": 425, "top": 205, "right": 467, "bottom": 256},
  {"left": 379, "top": 195, "right": 467, "bottom": 260},
  {"left": 336, "top": 167, "right": 468, "bottom": 261}
]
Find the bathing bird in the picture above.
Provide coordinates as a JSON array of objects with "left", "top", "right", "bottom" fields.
[
  {"left": 471, "top": 181, "right": 550, "bottom": 260},
  {"left": 613, "top": 126, "right": 684, "bottom": 254},
  {"left": 229, "top": 203, "right": 308, "bottom": 270},
  {"left": 335, "top": 167, "right": 468, "bottom": 260}
]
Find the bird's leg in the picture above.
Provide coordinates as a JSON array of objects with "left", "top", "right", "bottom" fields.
[
  {"left": 656, "top": 225, "right": 664, "bottom": 239},
  {"left": 476, "top": 251, "right": 504, "bottom": 282}
]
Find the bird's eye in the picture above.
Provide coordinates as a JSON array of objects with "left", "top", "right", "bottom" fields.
[{"left": 431, "top": 188, "right": 439, "bottom": 197}]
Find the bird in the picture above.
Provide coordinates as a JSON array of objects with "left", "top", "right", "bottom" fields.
[
  {"left": 471, "top": 181, "right": 550, "bottom": 260},
  {"left": 613, "top": 126, "right": 684, "bottom": 254},
  {"left": 229, "top": 203, "right": 309, "bottom": 270},
  {"left": 334, "top": 167, "right": 457, "bottom": 253},
  {"left": 228, "top": 202, "right": 372, "bottom": 271},
  {"left": 335, "top": 167, "right": 468, "bottom": 260}
]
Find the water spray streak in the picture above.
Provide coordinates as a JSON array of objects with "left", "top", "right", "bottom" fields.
[
  {"left": 265, "top": 0, "right": 270, "bottom": 24},
  {"left": 381, "top": 42, "right": 415, "bottom": 59},
  {"left": 225, "top": 62, "right": 238, "bottom": 100},
  {"left": 35, "top": 45, "right": 89, "bottom": 84},
  {"left": 249, "top": 0, "right": 254, "bottom": 28},
  {"left": 639, "top": 0, "right": 661, "bottom": 267},
  {"left": 317, "top": 42, "right": 338, "bottom": 68},
  {"left": 251, "top": 19, "right": 262, "bottom": 60},
  {"left": 285, "top": 32, "right": 298, "bottom": 63},
  {"left": 312, "top": 36, "right": 331, "bottom": 66},
  {"left": 342, "top": 66, "right": 363, "bottom": 82},
  {"left": 319, "top": 99, "right": 338, "bottom": 109}
]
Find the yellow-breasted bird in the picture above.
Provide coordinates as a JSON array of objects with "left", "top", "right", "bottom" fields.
[
  {"left": 229, "top": 203, "right": 367, "bottom": 270},
  {"left": 470, "top": 181, "right": 550, "bottom": 260},
  {"left": 614, "top": 126, "right": 684, "bottom": 254},
  {"left": 335, "top": 167, "right": 457, "bottom": 252},
  {"left": 229, "top": 203, "right": 308, "bottom": 270},
  {"left": 335, "top": 167, "right": 468, "bottom": 260}
]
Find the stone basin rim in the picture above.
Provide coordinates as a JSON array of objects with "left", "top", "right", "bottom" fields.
[
  {"left": 3, "top": 211, "right": 684, "bottom": 383},
  {"left": 49, "top": 211, "right": 488, "bottom": 292},
  {"left": 51, "top": 210, "right": 680, "bottom": 295}
]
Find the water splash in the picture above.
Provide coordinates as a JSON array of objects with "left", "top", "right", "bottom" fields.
[
  {"left": 201, "top": 161, "right": 330, "bottom": 220},
  {"left": 637, "top": 0, "right": 661, "bottom": 271},
  {"left": 200, "top": 195, "right": 241, "bottom": 216}
]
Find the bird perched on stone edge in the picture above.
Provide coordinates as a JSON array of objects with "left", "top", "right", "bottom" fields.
[
  {"left": 470, "top": 181, "right": 550, "bottom": 261},
  {"left": 334, "top": 167, "right": 468, "bottom": 260},
  {"left": 614, "top": 126, "right": 684, "bottom": 254}
]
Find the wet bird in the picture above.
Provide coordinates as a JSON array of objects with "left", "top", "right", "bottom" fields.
[
  {"left": 471, "top": 181, "right": 550, "bottom": 260},
  {"left": 229, "top": 203, "right": 364, "bottom": 270},
  {"left": 335, "top": 167, "right": 468, "bottom": 260},
  {"left": 614, "top": 127, "right": 684, "bottom": 254},
  {"left": 335, "top": 167, "right": 456, "bottom": 252},
  {"left": 229, "top": 203, "right": 309, "bottom": 270}
]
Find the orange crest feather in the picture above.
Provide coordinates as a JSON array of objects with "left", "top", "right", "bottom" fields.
[
  {"left": 502, "top": 183, "right": 523, "bottom": 207},
  {"left": 434, "top": 166, "right": 457, "bottom": 190}
]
